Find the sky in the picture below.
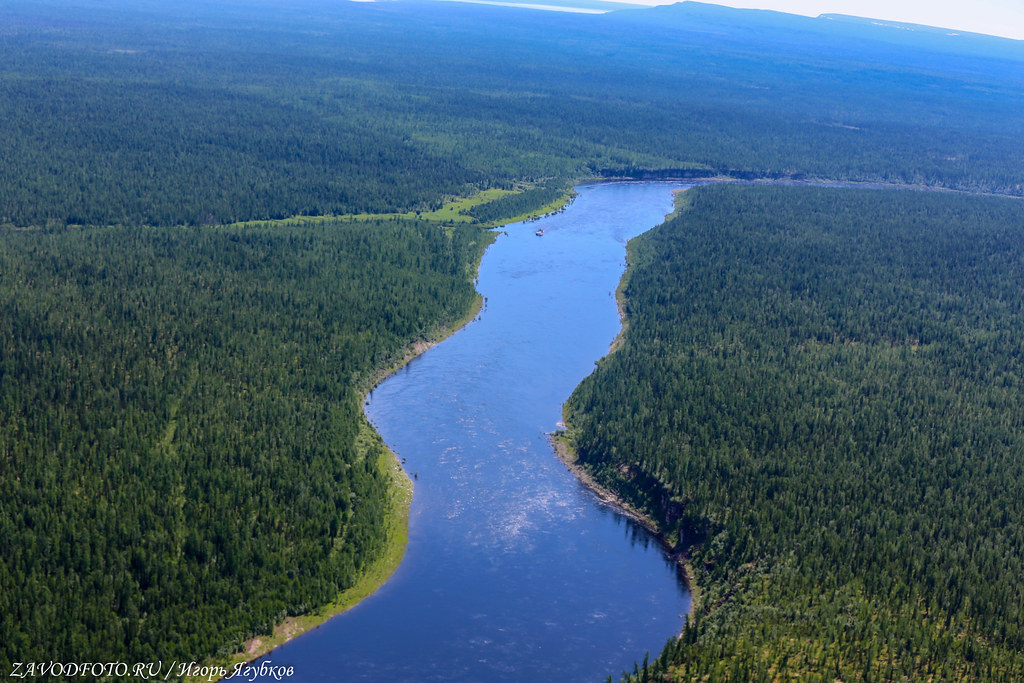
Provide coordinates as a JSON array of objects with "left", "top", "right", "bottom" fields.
[{"left": 612, "top": 0, "right": 1024, "bottom": 41}]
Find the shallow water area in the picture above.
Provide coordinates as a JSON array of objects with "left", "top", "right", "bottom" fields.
[{"left": 251, "top": 182, "right": 691, "bottom": 682}]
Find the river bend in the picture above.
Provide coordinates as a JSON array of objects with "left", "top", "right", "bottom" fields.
[{"left": 254, "top": 181, "right": 691, "bottom": 681}]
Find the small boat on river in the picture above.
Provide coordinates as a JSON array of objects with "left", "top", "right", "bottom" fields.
[{"left": 535, "top": 228, "right": 545, "bottom": 236}]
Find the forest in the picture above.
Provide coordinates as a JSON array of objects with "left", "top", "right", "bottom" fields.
[
  {"left": 0, "top": 219, "right": 490, "bottom": 670},
  {"left": 2, "top": 0, "right": 1024, "bottom": 678},
  {"left": 564, "top": 185, "right": 1024, "bottom": 680},
  {"left": 1, "top": 0, "right": 1024, "bottom": 229}
]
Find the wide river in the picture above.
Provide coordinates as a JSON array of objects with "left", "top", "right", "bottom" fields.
[{"left": 254, "top": 182, "right": 691, "bottom": 681}]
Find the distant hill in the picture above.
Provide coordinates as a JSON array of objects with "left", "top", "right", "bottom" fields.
[
  {"left": 608, "top": 2, "right": 1024, "bottom": 66},
  {"left": 441, "top": 0, "right": 639, "bottom": 12}
]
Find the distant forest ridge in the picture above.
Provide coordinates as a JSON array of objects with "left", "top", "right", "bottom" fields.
[
  {"left": 0, "top": 0, "right": 1022, "bottom": 228},
  {"left": 485, "top": 0, "right": 1024, "bottom": 56},
  {"left": 614, "top": 3, "right": 1024, "bottom": 59}
]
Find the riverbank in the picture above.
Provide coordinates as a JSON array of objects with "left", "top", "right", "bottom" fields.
[
  {"left": 222, "top": 183, "right": 580, "bottom": 232},
  {"left": 607, "top": 185, "right": 693, "bottom": 355},
  {"left": 552, "top": 183, "right": 701, "bottom": 620},
  {"left": 550, "top": 433, "right": 699, "bottom": 619},
  {"left": 191, "top": 232, "right": 498, "bottom": 682},
  {"left": 192, "top": 434, "right": 414, "bottom": 682}
]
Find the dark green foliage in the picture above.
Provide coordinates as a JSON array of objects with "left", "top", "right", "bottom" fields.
[
  {"left": 0, "top": 219, "right": 489, "bottom": 669},
  {"left": 565, "top": 185, "right": 1024, "bottom": 679},
  {"left": 0, "top": 74, "right": 482, "bottom": 227}
]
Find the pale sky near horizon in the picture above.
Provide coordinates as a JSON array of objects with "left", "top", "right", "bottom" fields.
[{"left": 610, "top": 0, "right": 1024, "bottom": 41}]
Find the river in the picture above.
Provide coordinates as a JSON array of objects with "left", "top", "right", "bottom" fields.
[{"left": 252, "top": 182, "right": 691, "bottom": 681}]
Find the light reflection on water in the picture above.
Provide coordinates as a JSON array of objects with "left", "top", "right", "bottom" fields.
[{"left": 252, "top": 182, "right": 691, "bottom": 682}]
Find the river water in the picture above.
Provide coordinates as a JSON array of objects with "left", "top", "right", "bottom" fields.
[{"left": 252, "top": 182, "right": 690, "bottom": 682}]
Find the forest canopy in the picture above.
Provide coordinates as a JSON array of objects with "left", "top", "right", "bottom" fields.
[{"left": 0, "top": 219, "right": 490, "bottom": 669}]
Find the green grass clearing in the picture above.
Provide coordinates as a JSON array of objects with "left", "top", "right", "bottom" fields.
[{"left": 223, "top": 185, "right": 579, "bottom": 231}]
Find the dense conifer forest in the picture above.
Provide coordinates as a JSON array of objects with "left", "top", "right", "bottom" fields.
[
  {"left": 564, "top": 185, "right": 1024, "bottom": 680},
  {"left": 3, "top": 0, "right": 1024, "bottom": 678},
  {"left": 0, "top": 220, "right": 489, "bottom": 670}
]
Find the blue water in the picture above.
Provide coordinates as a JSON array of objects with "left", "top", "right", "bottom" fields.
[{"left": 251, "top": 182, "right": 690, "bottom": 682}]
